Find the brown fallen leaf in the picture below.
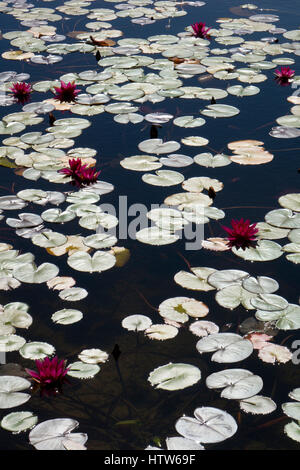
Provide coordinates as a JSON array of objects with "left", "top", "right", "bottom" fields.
[
  {"left": 89, "top": 37, "right": 115, "bottom": 47},
  {"left": 168, "top": 57, "right": 185, "bottom": 64},
  {"left": 48, "top": 112, "right": 56, "bottom": 126},
  {"left": 14, "top": 168, "right": 25, "bottom": 176}
]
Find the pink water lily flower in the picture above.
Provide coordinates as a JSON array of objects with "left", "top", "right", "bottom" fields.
[
  {"left": 26, "top": 356, "right": 70, "bottom": 396},
  {"left": 58, "top": 157, "right": 100, "bottom": 187},
  {"left": 78, "top": 166, "right": 101, "bottom": 186},
  {"left": 191, "top": 22, "right": 211, "bottom": 39},
  {"left": 9, "top": 82, "right": 32, "bottom": 104},
  {"left": 222, "top": 218, "right": 259, "bottom": 250},
  {"left": 274, "top": 66, "right": 295, "bottom": 79},
  {"left": 53, "top": 80, "right": 80, "bottom": 103},
  {"left": 59, "top": 158, "right": 83, "bottom": 179}
]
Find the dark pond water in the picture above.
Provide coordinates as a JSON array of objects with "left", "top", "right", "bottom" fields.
[{"left": 0, "top": 0, "right": 299, "bottom": 451}]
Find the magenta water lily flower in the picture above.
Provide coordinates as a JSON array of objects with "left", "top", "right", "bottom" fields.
[
  {"left": 53, "top": 80, "right": 80, "bottom": 103},
  {"left": 58, "top": 157, "right": 100, "bottom": 187},
  {"left": 26, "top": 356, "right": 70, "bottom": 396},
  {"left": 191, "top": 22, "right": 211, "bottom": 39},
  {"left": 274, "top": 66, "right": 295, "bottom": 86},
  {"left": 275, "top": 66, "right": 295, "bottom": 79},
  {"left": 222, "top": 218, "right": 259, "bottom": 250},
  {"left": 9, "top": 82, "right": 32, "bottom": 104}
]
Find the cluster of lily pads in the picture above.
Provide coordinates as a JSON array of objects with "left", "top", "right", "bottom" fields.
[
  {"left": 232, "top": 193, "right": 300, "bottom": 264},
  {"left": 0, "top": 0, "right": 299, "bottom": 451},
  {"left": 283, "top": 388, "right": 300, "bottom": 442}
]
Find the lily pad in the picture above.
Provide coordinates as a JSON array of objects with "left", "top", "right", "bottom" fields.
[
  {"left": 174, "top": 268, "right": 217, "bottom": 291},
  {"left": 67, "top": 251, "right": 116, "bottom": 273},
  {"left": 138, "top": 139, "right": 181, "bottom": 155},
  {"left": 0, "top": 335, "right": 26, "bottom": 352},
  {"left": 242, "top": 276, "right": 279, "bottom": 294},
  {"left": 136, "top": 227, "right": 179, "bottom": 245},
  {"left": 206, "top": 369, "right": 263, "bottom": 399},
  {"left": 13, "top": 262, "right": 59, "bottom": 284},
  {"left": 142, "top": 170, "right": 184, "bottom": 187},
  {"left": 175, "top": 407, "right": 237, "bottom": 444},
  {"left": 145, "top": 324, "right": 178, "bottom": 341},
  {"left": 58, "top": 287, "right": 88, "bottom": 302},
  {"left": 122, "top": 314, "right": 152, "bottom": 332},
  {"left": 120, "top": 155, "right": 162, "bottom": 171},
  {"left": 207, "top": 269, "right": 249, "bottom": 289},
  {"left": 1, "top": 411, "right": 37, "bottom": 432},
  {"left": 148, "top": 363, "right": 201, "bottom": 391},
  {"left": 196, "top": 333, "right": 253, "bottom": 363},
  {"left": 201, "top": 104, "right": 240, "bottom": 118},
  {"left": 232, "top": 240, "right": 283, "bottom": 262},
  {"left": 279, "top": 194, "right": 300, "bottom": 213},
  {"left": 240, "top": 396, "right": 277, "bottom": 415},
  {"left": 19, "top": 342, "right": 55, "bottom": 360},
  {"left": 215, "top": 285, "right": 257, "bottom": 310},
  {"left": 0, "top": 376, "right": 31, "bottom": 409},
  {"left": 265, "top": 209, "right": 300, "bottom": 229},
  {"left": 51, "top": 309, "right": 83, "bottom": 325},
  {"left": 67, "top": 362, "right": 100, "bottom": 379},
  {"left": 29, "top": 418, "right": 87, "bottom": 450}
]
